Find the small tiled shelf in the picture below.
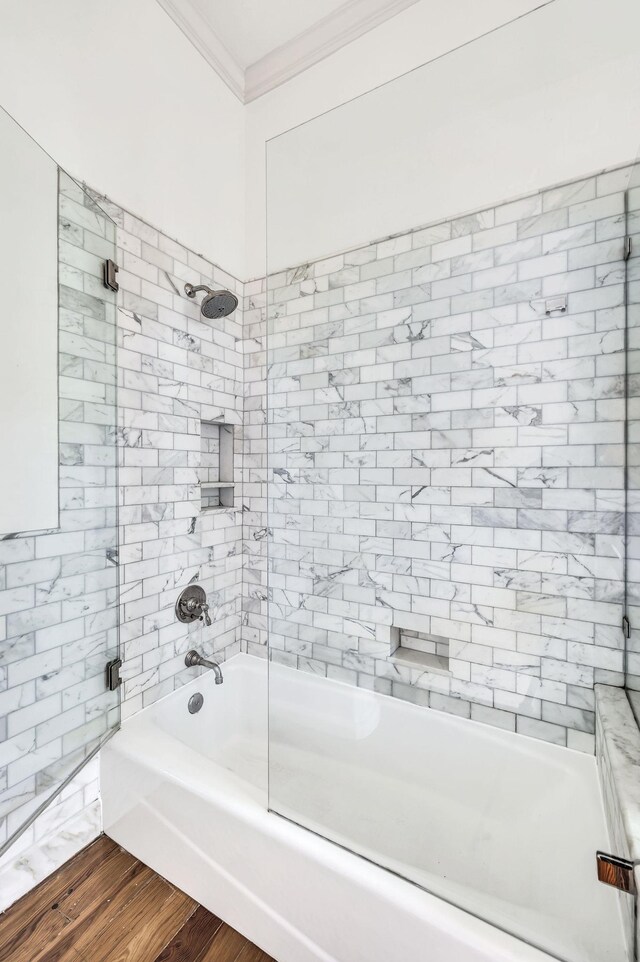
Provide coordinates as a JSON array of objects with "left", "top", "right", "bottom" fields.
[
  {"left": 200, "top": 420, "right": 234, "bottom": 510},
  {"left": 390, "top": 627, "right": 451, "bottom": 676}
]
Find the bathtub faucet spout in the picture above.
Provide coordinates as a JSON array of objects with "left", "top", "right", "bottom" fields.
[{"left": 185, "top": 649, "right": 224, "bottom": 684}]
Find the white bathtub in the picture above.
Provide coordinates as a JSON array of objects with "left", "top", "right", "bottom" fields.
[{"left": 101, "top": 654, "right": 627, "bottom": 962}]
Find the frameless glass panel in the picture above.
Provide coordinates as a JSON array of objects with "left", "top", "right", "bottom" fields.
[
  {"left": 625, "top": 156, "right": 640, "bottom": 694},
  {"left": 266, "top": 2, "right": 640, "bottom": 960},
  {"left": 0, "top": 106, "right": 120, "bottom": 854}
]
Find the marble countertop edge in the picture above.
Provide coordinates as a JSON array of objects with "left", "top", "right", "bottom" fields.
[{"left": 595, "top": 684, "right": 640, "bottom": 864}]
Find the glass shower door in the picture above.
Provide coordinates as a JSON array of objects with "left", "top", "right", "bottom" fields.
[
  {"left": 266, "top": 2, "right": 640, "bottom": 961},
  {"left": 625, "top": 157, "right": 640, "bottom": 693},
  {"left": 0, "top": 105, "right": 120, "bottom": 855}
]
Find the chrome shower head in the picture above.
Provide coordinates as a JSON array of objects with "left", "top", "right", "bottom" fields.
[{"left": 184, "top": 283, "right": 238, "bottom": 319}]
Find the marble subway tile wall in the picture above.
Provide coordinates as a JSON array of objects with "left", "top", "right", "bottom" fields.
[
  {"left": 0, "top": 172, "right": 119, "bottom": 853},
  {"left": 257, "top": 165, "right": 635, "bottom": 752},
  {"left": 86, "top": 188, "right": 245, "bottom": 716},
  {"left": 0, "top": 159, "right": 635, "bottom": 901},
  {"left": 0, "top": 758, "right": 100, "bottom": 912},
  {"left": 242, "top": 278, "right": 269, "bottom": 652},
  {"left": 1, "top": 175, "right": 246, "bottom": 901}
]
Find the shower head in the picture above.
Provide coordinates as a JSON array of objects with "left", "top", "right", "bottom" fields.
[{"left": 184, "top": 283, "right": 238, "bottom": 319}]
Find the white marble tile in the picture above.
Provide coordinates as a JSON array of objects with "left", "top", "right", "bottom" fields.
[
  {"left": 248, "top": 163, "right": 638, "bottom": 750},
  {"left": 0, "top": 756, "right": 100, "bottom": 915},
  {"left": 596, "top": 685, "right": 640, "bottom": 861}
]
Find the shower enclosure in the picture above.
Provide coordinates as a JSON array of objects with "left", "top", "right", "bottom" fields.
[
  {"left": 264, "top": 1, "right": 640, "bottom": 960},
  {"left": 0, "top": 107, "right": 120, "bottom": 857}
]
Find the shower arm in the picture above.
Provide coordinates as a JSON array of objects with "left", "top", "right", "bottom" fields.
[{"left": 184, "top": 283, "right": 212, "bottom": 298}]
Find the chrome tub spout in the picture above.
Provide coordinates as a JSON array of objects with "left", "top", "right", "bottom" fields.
[{"left": 185, "top": 649, "right": 223, "bottom": 684}]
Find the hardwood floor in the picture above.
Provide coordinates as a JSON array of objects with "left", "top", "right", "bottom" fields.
[{"left": 0, "top": 836, "right": 277, "bottom": 962}]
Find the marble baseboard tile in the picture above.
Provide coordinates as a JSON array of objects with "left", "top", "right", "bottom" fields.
[{"left": 0, "top": 757, "right": 101, "bottom": 913}]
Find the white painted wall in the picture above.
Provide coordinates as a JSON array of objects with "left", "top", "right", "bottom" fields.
[
  {"left": 248, "top": 0, "right": 640, "bottom": 275},
  {"left": 0, "top": 0, "right": 637, "bottom": 278},
  {"left": 0, "top": 0, "right": 246, "bottom": 277},
  {"left": 0, "top": 108, "right": 58, "bottom": 535},
  {"left": 244, "top": 0, "right": 551, "bottom": 276}
]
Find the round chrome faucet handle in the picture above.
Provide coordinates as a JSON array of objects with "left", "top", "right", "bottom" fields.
[{"left": 176, "top": 585, "right": 209, "bottom": 625}]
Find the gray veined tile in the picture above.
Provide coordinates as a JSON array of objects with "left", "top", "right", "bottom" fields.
[{"left": 7, "top": 163, "right": 639, "bottom": 864}]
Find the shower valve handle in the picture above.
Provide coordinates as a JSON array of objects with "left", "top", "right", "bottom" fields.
[
  {"left": 184, "top": 596, "right": 211, "bottom": 626},
  {"left": 175, "top": 585, "right": 212, "bottom": 627}
]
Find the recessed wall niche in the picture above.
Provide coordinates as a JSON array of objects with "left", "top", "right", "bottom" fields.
[
  {"left": 390, "top": 626, "right": 450, "bottom": 676},
  {"left": 200, "top": 419, "right": 234, "bottom": 509}
]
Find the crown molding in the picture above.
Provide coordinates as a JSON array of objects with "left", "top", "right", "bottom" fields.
[
  {"left": 156, "top": 0, "right": 420, "bottom": 105},
  {"left": 156, "top": 0, "right": 245, "bottom": 102},
  {"left": 244, "top": 0, "right": 420, "bottom": 103}
]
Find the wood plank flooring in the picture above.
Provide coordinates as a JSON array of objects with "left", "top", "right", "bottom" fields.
[{"left": 0, "top": 835, "right": 277, "bottom": 962}]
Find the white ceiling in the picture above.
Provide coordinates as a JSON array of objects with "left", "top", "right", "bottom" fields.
[{"left": 157, "top": 0, "right": 421, "bottom": 102}]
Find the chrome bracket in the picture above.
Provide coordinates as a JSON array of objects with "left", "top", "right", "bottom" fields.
[
  {"left": 103, "top": 258, "right": 119, "bottom": 292},
  {"left": 596, "top": 851, "right": 635, "bottom": 893},
  {"left": 105, "top": 657, "right": 122, "bottom": 692},
  {"left": 544, "top": 295, "right": 567, "bottom": 316}
]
